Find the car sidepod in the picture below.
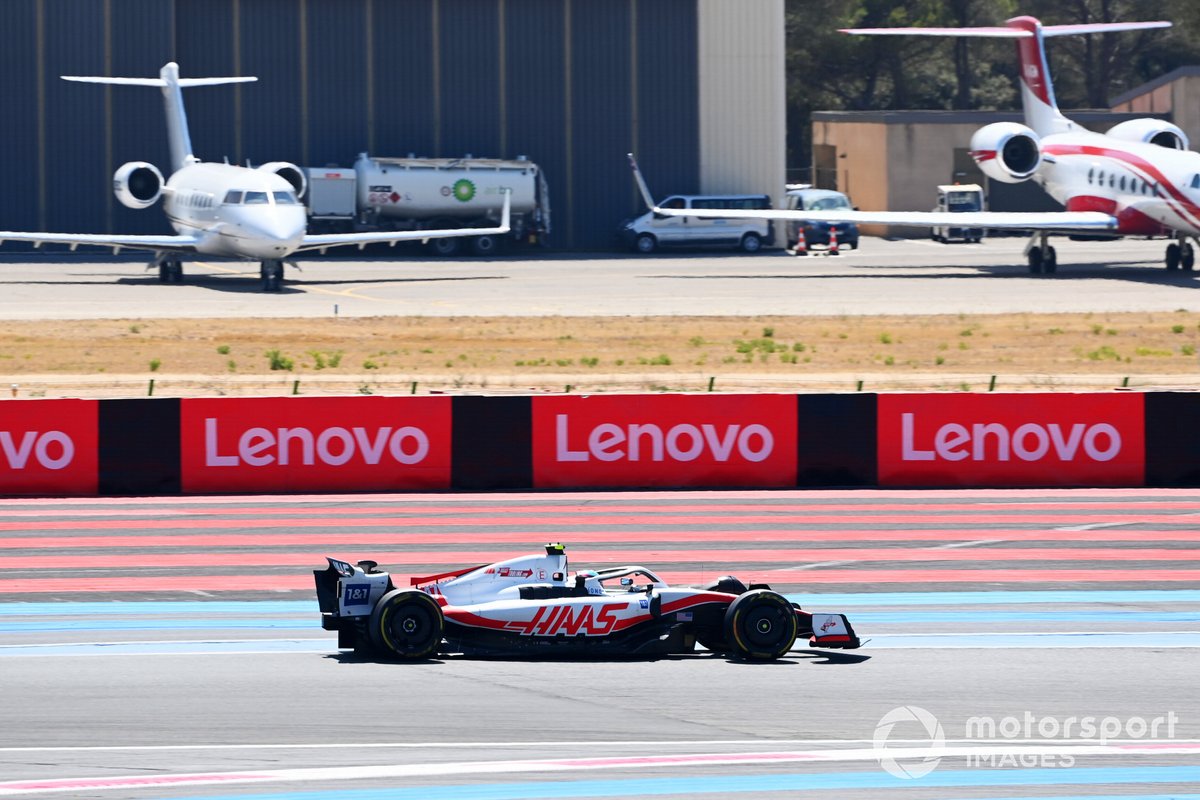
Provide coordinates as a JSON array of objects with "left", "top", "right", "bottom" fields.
[{"left": 438, "top": 589, "right": 734, "bottom": 657}]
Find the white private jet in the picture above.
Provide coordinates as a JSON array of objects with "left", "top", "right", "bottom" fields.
[
  {"left": 633, "top": 16, "right": 1200, "bottom": 275},
  {"left": 0, "top": 63, "right": 509, "bottom": 291}
]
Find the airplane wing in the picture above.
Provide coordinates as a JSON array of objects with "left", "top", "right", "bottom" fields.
[
  {"left": 294, "top": 190, "right": 511, "bottom": 253},
  {"left": 0, "top": 231, "right": 200, "bottom": 254},
  {"left": 626, "top": 153, "right": 1117, "bottom": 233},
  {"left": 640, "top": 207, "right": 1118, "bottom": 233}
]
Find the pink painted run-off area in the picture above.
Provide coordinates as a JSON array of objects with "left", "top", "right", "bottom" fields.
[
  {"left": 0, "top": 490, "right": 1194, "bottom": 593},
  {"left": 1, "top": 487, "right": 1194, "bottom": 505},
  {"left": 1, "top": 529, "right": 1198, "bottom": 549},
  {"left": 3, "top": 568, "right": 1200, "bottom": 594},
  {"left": 0, "top": 547, "right": 1196, "bottom": 570},
  {"left": 0, "top": 512, "right": 1193, "bottom": 531},
  {"left": 1, "top": 500, "right": 1198, "bottom": 517}
]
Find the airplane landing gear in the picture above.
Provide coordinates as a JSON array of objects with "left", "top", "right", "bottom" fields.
[
  {"left": 1168, "top": 235, "right": 1195, "bottom": 271},
  {"left": 260, "top": 259, "right": 284, "bottom": 292},
  {"left": 157, "top": 257, "right": 183, "bottom": 283},
  {"left": 1025, "top": 232, "right": 1056, "bottom": 275}
]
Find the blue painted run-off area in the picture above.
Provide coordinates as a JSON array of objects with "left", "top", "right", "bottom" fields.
[{"left": 116, "top": 766, "right": 1200, "bottom": 800}]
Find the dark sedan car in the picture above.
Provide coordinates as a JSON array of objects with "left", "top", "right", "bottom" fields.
[{"left": 785, "top": 188, "right": 860, "bottom": 250}]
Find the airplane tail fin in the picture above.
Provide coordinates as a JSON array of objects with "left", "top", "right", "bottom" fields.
[
  {"left": 62, "top": 63, "right": 256, "bottom": 173},
  {"left": 626, "top": 153, "right": 657, "bottom": 210},
  {"left": 840, "top": 17, "right": 1169, "bottom": 137}
]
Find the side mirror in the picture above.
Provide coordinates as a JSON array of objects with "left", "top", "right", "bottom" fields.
[{"left": 620, "top": 577, "right": 633, "bottom": 586}]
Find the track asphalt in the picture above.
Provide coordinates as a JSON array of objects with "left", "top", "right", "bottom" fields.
[{"left": 0, "top": 489, "right": 1196, "bottom": 799}]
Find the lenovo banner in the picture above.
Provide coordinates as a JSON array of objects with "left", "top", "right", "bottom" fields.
[
  {"left": 878, "top": 393, "right": 1144, "bottom": 487},
  {"left": 180, "top": 396, "right": 452, "bottom": 493},
  {"left": 532, "top": 394, "right": 797, "bottom": 488},
  {"left": 0, "top": 399, "right": 98, "bottom": 495}
]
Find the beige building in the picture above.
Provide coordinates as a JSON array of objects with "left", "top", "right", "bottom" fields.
[{"left": 1110, "top": 66, "right": 1200, "bottom": 147}]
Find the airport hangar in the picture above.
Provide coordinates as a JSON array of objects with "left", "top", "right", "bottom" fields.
[
  {"left": 811, "top": 68, "right": 1200, "bottom": 237},
  {"left": 0, "top": 0, "right": 784, "bottom": 253}
]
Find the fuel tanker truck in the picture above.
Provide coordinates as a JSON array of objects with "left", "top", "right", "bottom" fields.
[{"left": 302, "top": 153, "right": 550, "bottom": 256}]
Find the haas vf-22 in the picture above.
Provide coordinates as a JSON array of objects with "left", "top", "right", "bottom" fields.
[{"left": 314, "top": 544, "right": 861, "bottom": 661}]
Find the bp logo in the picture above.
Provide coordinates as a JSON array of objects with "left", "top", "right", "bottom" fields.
[{"left": 452, "top": 179, "right": 476, "bottom": 202}]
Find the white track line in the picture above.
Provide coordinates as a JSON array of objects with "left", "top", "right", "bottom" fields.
[{"left": 2, "top": 743, "right": 1197, "bottom": 795}]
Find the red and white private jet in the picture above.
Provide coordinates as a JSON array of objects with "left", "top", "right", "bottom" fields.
[{"left": 635, "top": 16, "right": 1200, "bottom": 274}]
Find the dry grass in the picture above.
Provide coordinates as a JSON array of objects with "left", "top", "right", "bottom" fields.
[{"left": 1, "top": 311, "right": 1199, "bottom": 397}]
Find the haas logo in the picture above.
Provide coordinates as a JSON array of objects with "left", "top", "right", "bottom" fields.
[
  {"left": 820, "top": 618, "right": 839, "bottom": 632},
  {"left": 506, "top": 603, "right": 624, "bottom": 636}
]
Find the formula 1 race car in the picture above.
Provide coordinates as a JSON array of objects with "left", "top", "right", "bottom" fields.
[{"left": 314, "top": 544, "right": 861, "bottom": 660}]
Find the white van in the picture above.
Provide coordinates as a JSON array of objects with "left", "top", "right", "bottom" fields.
[{"left": 620, "top": 194, "right": 773, "bottom": 254}]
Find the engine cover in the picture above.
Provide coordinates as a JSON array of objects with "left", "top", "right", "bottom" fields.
[
  {"left": 259, "top": 162, "right": 307, "bottom": 199},
  {"left": 969, "top": 122, "right": 1042, "bottom": 183},
  {"left": 112, "top": 161, "right": 164, "bottom": 209},
  {"left": 1106, "top": 118, "right": 1189, "bottom": 151}
]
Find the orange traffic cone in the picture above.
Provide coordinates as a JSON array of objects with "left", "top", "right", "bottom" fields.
[
  {"left": 828, "top": 226, "right": 840, "bottom": 256},
  {"left": 794, "top": 227, "right": 808, "bottom": 256}
]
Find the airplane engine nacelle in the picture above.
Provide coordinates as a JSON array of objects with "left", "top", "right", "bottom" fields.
[
  {"left": 259, "top": 162, "right": 307, "bottom": 199},
  {"left": 112, "top": 161, "right": 164, "bottom": 209},
  {"left": 1105, "top": 118, "right": 1189, "bottom": 151},
  {"left": 968, "top": 122, "right": 1042, "bottom": 184}
]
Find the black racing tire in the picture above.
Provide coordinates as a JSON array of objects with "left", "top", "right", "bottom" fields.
[
  {"left": 369, "top": 589, "right": 444, "bottom": 660},
  {"left": 1044, "top": 246, "right": 1057, "bottom": 274},
  {"left": 635, "top": 233, "right": 657, "bottom": 254},
  {"left": 1183, "top": 243, "right": 1195, "bottom": 271},
  {"left": 722, "top": 589, "right": 798, "bottom": 661}
]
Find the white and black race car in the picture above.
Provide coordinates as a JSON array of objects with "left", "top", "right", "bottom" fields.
[{"left": 314, "top": 544, "right": 860, "bottom": 660}]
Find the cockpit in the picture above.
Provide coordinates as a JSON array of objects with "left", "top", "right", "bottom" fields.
[
  {"left": 590, "top": 566, "right": 668, "bottom": 593},
  {"left": 222, "top": 190, "right": 300, "bottom": 205}
]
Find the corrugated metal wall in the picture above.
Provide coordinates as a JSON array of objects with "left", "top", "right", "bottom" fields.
[
  {"left": 697, "top": 0, "right": 785, "bottom": 209},
  {"left": 0, "top": 0, "right": 779, "bottom": 250}
]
